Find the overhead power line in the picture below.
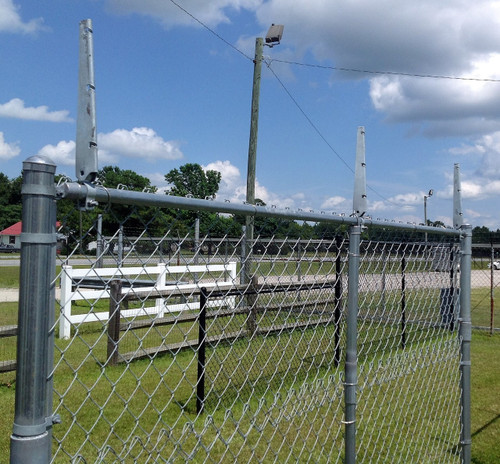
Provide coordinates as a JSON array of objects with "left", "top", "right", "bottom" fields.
[
  {"left": 271, "top": 59, "right": 500, "bottom": 83},
  {"left": 167, "top": 0, "right": 253, "bottom": 62},
  {"left": 168, "top": 0, "right": 500, "bottom": 84},
  {"left": 266, "top": 61, "right": 412, "bottom": 209}
]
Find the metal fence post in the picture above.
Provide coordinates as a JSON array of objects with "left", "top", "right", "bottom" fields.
[
  {"left": 459, "top": 224, "right": 472, "bottom": 464},
  {"left": 96, "top": 213, "right": 103, "bottom": 268},
  {"left": 334, "top": 235, "right": 343, "bottom": 367},
  {"left": 490, "top": 240, "right": 495, "bottom": 336},
  {"left": 401, "top": 253, "right": 407, "bottom": 349},
  {"left": 10, "top": 156, "right": 57, "bottom": 464},
  {"left": 345, "top": 224, "right": 361, "bottom": 464}
]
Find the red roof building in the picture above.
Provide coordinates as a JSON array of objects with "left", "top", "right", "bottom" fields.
[
  {"left": 0, "top": 221, "right": 22, "bottom": 236},
  {"left": 0, "top": 221, "right": 62, "bottom": 249}
]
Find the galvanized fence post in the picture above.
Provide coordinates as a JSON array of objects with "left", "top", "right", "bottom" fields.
[
  {"left": 10, "top": 156, "right": 57, "bottom": 464},
  {"left": 459, "top": 224, "right": 472, "bottom": 464},
  {"left": 334, "top": 235, "right": 343, "bottom": 367},
  {"left": 490, "top": 240, "right": 495, "bottom": 335},
  {"left": 345, "top": 224, "right": 361, "bottom": 464},
  {"left": 401, "top": 252, "right": 407, "bottom": 349}
]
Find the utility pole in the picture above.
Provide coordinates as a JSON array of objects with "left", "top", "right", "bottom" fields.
[
  {"left": 244, "top": 25, "right": 283, "bottom": 287},
  {"left": 244, "top": 37, "right": 264, "bottom": 286},
  {"left": 246, "top": 37, "right": 264, "bottom": 210}
]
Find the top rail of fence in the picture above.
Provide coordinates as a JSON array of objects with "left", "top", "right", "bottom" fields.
[{"left": 57, "top": 182, "right": 462, "bottom": 237}]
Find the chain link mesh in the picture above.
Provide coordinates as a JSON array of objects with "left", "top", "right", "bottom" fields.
[{"left": 48, "top": 199, "right": 462, "bottom": 463}]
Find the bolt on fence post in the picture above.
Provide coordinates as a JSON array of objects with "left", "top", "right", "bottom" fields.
[
  {"left": 10, "top": 156, "right": 57, "bottom": 464},
  {"left": 197, "top": 287, "right": 208, "bottom": 414},
  {"left": 344, "top": 224, "right": 361, "bottom": 464},
  {"left": 459, "top": 224, "right": 472, "bottom": 464}
]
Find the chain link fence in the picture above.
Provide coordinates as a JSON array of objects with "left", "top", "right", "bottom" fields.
[
  {"left": 8, "top": 159, "right": 472, "bottom": 463},
  {"left": 469, "top": 244, "right": 500, "bottom": 333}
]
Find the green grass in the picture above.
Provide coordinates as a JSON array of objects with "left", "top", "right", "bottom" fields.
[
  {"left": 470, "top": 332, "right": 500, "bottom": 464},
  {"left": 471, "top": 287, "right": 500, "bottom": 329},
  {"left": 0, "top": 266, "right": 20, "bottom": 288}
]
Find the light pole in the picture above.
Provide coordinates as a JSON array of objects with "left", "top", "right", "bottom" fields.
[
  {"left": 424, "top": 189, "right": 433, "bottom": 242},
  {"left": 424, "top": 189, "right": 433, "bottom": 227},
  {"left": 246, "top": 24, "right": 284, "bottom": 208},
  {"left": 244, "top": 24, "right": 284, "bottom": 287}
]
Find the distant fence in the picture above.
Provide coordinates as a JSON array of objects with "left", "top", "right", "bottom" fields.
[
  {"left": 466, "top": 244, "right": 500, "bottom": 333},
  {"left": 59, "top": 262, "right": 237, "bottom": 339},
  {"left": 0, "top": 325, "right": 17, "bottom": 373},
  {"left": 8, "top": 158, "right": 472, "bottom": 464}
]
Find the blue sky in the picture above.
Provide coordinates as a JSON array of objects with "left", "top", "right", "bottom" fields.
[{"left": 2, "top": 1, "right": 500, "bottom": 229}]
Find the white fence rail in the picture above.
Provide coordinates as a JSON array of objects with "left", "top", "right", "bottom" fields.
[{"left": 59, "top": 262, "right": 237, "bottom": 339}]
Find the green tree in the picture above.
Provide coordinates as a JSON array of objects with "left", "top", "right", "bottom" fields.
[
  {"left": 163, "top": 163, "right": 233, "bottom": 238},
  {"left": 164, "top": 163, "right": 221, "bottom": 199},
  {"left": 0, "top": 173, "right": 22, "bottom": 231},
  {"left": 472, "top": 226, "right": 491, "bottom": 243},
  {"left": 99, "top": 166, "right": 157, "bottom": 192},
  {"left": 56, "top": 167, "right": 162, "bottom": 253}
]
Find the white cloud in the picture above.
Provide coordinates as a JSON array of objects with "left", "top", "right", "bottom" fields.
[
  {"left": 106, "top": 0, "right": 262, "bottom": 28},
  {"left": 0, "top": 0, "right": 46, "bottom": 34},
  {"left": 448, "top": 131, "right": 500, "bottom": 188},
  {"left": 0, "top": 98, "right": 72, "bottom": 122},
  {"left": 105, "top": 1, "right": 500, "bottom": 139},
  {"left": 36, "top": 140, "right": 75, "bottom": 166},
  {"left": 36, "top": 127, "right": 183, "bottom": 169},
  {"left": 98, "top": 127, "right": 183, "bottom": 162},
  {"left": 251, "top": 1, "right": 500, "bottom": 138},
  {"left": 202, "top": 159, "right": 307, "bottom": 209},
  {"left": 0, "top": 132, "right": 20, "bottom": 160},
  {"left": 320, "top": 196, "right": 347, "bottom": 211},
  {"left": 104, "top": 0, "right": 500, "bottom": 139},
  {"left": 204, "top": 160, "right": 242, "bottom": 193}
]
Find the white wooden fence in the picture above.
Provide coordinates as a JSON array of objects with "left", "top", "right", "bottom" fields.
[{"left": 58, "top": 262, "right": 237, "bottom": 339}]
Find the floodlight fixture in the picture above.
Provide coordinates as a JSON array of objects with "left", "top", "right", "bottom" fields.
[
  {"left": 424, "top": 188, "right": 434, "bottom": 235},
  {"left": 265, "top": 24, "right": 284, "bottom": 47}
]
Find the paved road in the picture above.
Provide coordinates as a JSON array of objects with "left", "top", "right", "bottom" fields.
[{"left": 0, "top": 270, "right": 496, "bottom": 303}]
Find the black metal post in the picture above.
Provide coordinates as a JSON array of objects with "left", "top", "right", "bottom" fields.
[
  {"left": 197, "top": 287, "right": 208, "bottom": 414},
  {"left": 107, "top": 280, "right": 123, "bottom": 366}
]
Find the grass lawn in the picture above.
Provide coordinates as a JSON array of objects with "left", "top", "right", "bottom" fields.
[
  {"left": 0, "top": 264, "right": 499, "bottom": 462},
  {"left": 0, "top": 266, "right": 20, "bottom": 288},
  {"left": 470, "top": 332, "right": 500, "bottom": 464}
]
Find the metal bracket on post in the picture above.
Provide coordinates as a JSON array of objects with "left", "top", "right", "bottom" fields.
[
  {"left": 77, "top": 182, "right": 98, "bottom": 211},
  {"left": 76, "top": 19, "right": 98, "bottom": 184},
  {"left": 353, "top": 126, "right": 367, "bottom": 217},
  {"left": 453, "top": 163, "right": 463, "bottom": 230}
]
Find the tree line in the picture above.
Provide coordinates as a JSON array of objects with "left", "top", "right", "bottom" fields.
[{"left": 1, "top": 164, "right": 499, "bottom": 244}]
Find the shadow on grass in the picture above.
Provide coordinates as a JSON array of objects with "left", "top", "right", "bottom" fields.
[{"left": 472, "top": 412, "right": 500, "bottom": 438}]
